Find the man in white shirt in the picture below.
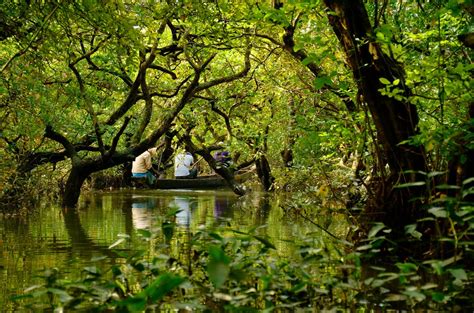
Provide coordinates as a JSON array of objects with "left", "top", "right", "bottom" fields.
[
  {"left": 174, "top": 151, "right": 198, "bottom": 179},
  {"left": 132, "top": 147, "right": 158, "bottom": 185}
]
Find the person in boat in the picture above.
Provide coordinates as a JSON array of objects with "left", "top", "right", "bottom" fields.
[
  {"left": 214, "top": 150, "right": 232, "bottom": 168},
  {"left": 174, "top": 151, "right": 198, "bottom": 179},
  {"left": 131, "top": 147, "right": 158, "bottom": 185}
]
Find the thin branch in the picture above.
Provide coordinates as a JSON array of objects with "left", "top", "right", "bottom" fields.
[
  {"left": 104, "top": 116, "right": 131, "bottom": 159},
  {"left": 86, "top": 58, "right": 133, "bottom": 87},
  {"left": 211, "top": 101, "right": 233, "bottom": 137},
  {"left": 148, "top": 75, "right": 192, "bottom": 98},
  {"left": 195, "top": 45, "right": 251, "bottom": 92},
  {"left": 149, "top": 64, "right": 177, "bottom": 79}
]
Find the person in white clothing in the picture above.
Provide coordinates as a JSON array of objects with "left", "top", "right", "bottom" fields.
[{"left": 174, "top": 151, "right": 198, "bottom": 179}]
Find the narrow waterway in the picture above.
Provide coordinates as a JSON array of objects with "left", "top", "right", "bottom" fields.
[{"left": 0, "top": 189, "right": 349, "bottom": 310}]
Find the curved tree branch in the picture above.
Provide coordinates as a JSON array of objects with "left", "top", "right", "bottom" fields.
[
  {"left": 149, "top": 64, "right": 177, "bottom": 79},
  {"left": 44, "top": 125, "right": 79, "bottom": 164},
  {"left": 210, "top": 101, "right": 233, "bottom": 137}
]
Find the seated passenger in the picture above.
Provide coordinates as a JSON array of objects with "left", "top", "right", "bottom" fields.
[
  {"left": 174, "top": 151, "right": 198, "bottom": 179},
  {"left": 132, "top": 147, "right": 158, "bottom": 185},
  {"left": 214, "top": 150, "right": 232, "bottom": 168}
]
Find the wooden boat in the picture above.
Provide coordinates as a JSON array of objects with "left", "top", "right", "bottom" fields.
[{"left": 155, "top": 170, "right": 253, "bottom": 189}]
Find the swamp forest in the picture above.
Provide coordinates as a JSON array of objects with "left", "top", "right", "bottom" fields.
[{"left": 0, "top": 0, "right": 473, "bottom": 311}]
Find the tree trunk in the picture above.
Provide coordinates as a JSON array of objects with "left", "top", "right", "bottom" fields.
[
  {"left": 323, "top": 0, "right": 427, "bottom": 230},
  {"left": 62, "top": 166, "right": 90, "bottom": 208},
  {"left": 256, "top": 155, "right": 275, "bottom": 192},
  {"left": 447, "top": 103, "right": 474, "bottom": 201}
]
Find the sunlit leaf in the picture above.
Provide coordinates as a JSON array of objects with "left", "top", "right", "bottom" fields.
[
  {"left": 428, "top": 207, "right": 448, "bottom": 218},
  {"left": 394, "top": 181, "right": 426, "bottom": 188},
  {"left": 405, "top": 224, "right": 422, "bottom": 239},
  {"left": 368, "top": 223, "right": 386, "bottom": 239},
  {"left": 109, "top": 238, "right": 126, "bottom": 249},
  {"left": 427, "top": 171, "right": 447, "bottom": 178},
  {"left": 385, "top": 293, "right": 406, "bottom": 301},
  {"left": 403, "top": 288, "right": 426, "bottom": 301},
  {"left": 83, "top": 266, "right": 101, "bottom": 276},
  {"left": 396, "top": 262, "right": 418, "bottom": 272},
  {"left": 448, "top": 268, "right": 467, "bottom": 285},
  {"left": 46, "top": 288, "right": 74, "bottom": 303},
  {"left": 91, "top": 255, "right": 107, "bottom": 262},
  {"left": 145, "top": 273, "right": 185, "bottom": 302},
  {"left": 435, "top": 184, "right": 461, "bottom": 190}
]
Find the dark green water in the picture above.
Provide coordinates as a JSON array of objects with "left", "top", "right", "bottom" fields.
[{"left": 0, "top": 189, "right": 349, "bottom": 310}]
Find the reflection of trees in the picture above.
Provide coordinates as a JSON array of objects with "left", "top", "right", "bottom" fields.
[
  {"left": 214, "top": 196, "right": 235, "bottom": 222},
  {"left": 60, "top": 207, "right": 118, "bottom": 260},
  {"left": 1, "top": 217, "right": 36, "bottom": 307},
  {"left": 255, "top": 194, "right": 271, "bottom": 226},
  {"left": 169, "top": 196, "right": 193, "bottom": 275}
]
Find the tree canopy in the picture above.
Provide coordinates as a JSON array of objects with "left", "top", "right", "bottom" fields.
[{"left": 1, "top": 0, "right": 472, "bottom": 226}]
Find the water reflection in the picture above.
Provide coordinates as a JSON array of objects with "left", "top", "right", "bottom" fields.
[
  {"left": 0, "top": 189, "right": 350, "bottom": 309},
  {"left": 214, "top": 196, "right": 233, "bottom": 220},
  {"left": 61, "top": 207, "right": 119, "bottom": 259},
  {"left": 131, "top": 195, "right": 157, "bottom": 229},
  {"left": 170, "top": 196, "right": 192, "bottom": 226}
]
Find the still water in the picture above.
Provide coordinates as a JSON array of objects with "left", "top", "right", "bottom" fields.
[{"left": 0, "top": 189, "right": 348, "bottom": 310}]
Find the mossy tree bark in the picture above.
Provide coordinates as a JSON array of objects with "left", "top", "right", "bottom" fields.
[{"left": 323, "top": 0, "right": 428, "bottom": 231}]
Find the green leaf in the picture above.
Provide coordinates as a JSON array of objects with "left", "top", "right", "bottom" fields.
[
  {"left": 396, "top": 262, "right": 418, "bottom": 273},
  {"left": 137, "top": 229, "right": 152, "bottom": 238},
  {"left": 394, "top": 181, "right": 426, "bottom": 188},
  {"left": 435, "top": 184, "right": 461, "bottom": 190},
  {"left": 368, "top": 223, "right": 386, "bottom": 239},
  {"left": 380, "top": 77, "right": 391, "bottom": 85},
  {"left": 356, "top": 244, "right": 373, "bottom": 251},
  {"left": 314, "top": 76, "right": 332, "bottom": 90},
  {"left": 427, "top": 171, "right": 447, "bottom": 178},
  {"left": 207, "top": 245, "right": 231, "bottom": 288},
  {"left": 462, "top": 177, "right": 474, "bottom": 186},
  {"left": 145, "top": 273, "right": 185, "bottom": 302},
  {"left": 425, "top": 260, "right": 444, "bottom": 275},
  {"left": 162, "top": 221, "right": 175, "bottom": 244},
  {"left": 254, "top": 235, "right": 276, "bottom": 249},
  {"left": 403, "top": 289, "right": 426, "bottom": 301},
  {"left": 109, "top": 238, "right": 126, "bottom": 249},
  {"left": 120, "top": 295, "right": 146, "bottom": 312},
  {"left": 428, "top": 207, "right": 448, "bottom": 218},
  {"left": 166, "top": 207, "right": 181, "bottom": 217},
  {"left": 448, "top": 268, "right": 467, "bottom": 285},
  {"left": 431, "top": 291, "right": 446, "bottom": 303},
  {"left": 47, "top": 288, "right": 74, "bottom": 303},
  {"left": 302, "top": 53, "right": 318, "bottom": 66},
  {"left": 90, "top": 255, "right": 107, "bottom": 262},
  {"left": 405, "top": 224, "right": 422, "bottom": 239},
  {"left": 83, "top": 266, "right": 101, "bottom": 276},
  {"left": 209, "top": 232, "right": 223, "bottom": 241}
]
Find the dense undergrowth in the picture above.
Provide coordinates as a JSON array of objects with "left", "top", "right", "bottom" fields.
[{"left": 13, "top": 182, "right": 473, "bottom": 312}]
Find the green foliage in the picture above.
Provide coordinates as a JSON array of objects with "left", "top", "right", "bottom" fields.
[
  {"left": 14, "top": 186, "right": 473, "bottom": 311},
  {"left": 2, "top": 0, "right": 473, "bottom": 309}
]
